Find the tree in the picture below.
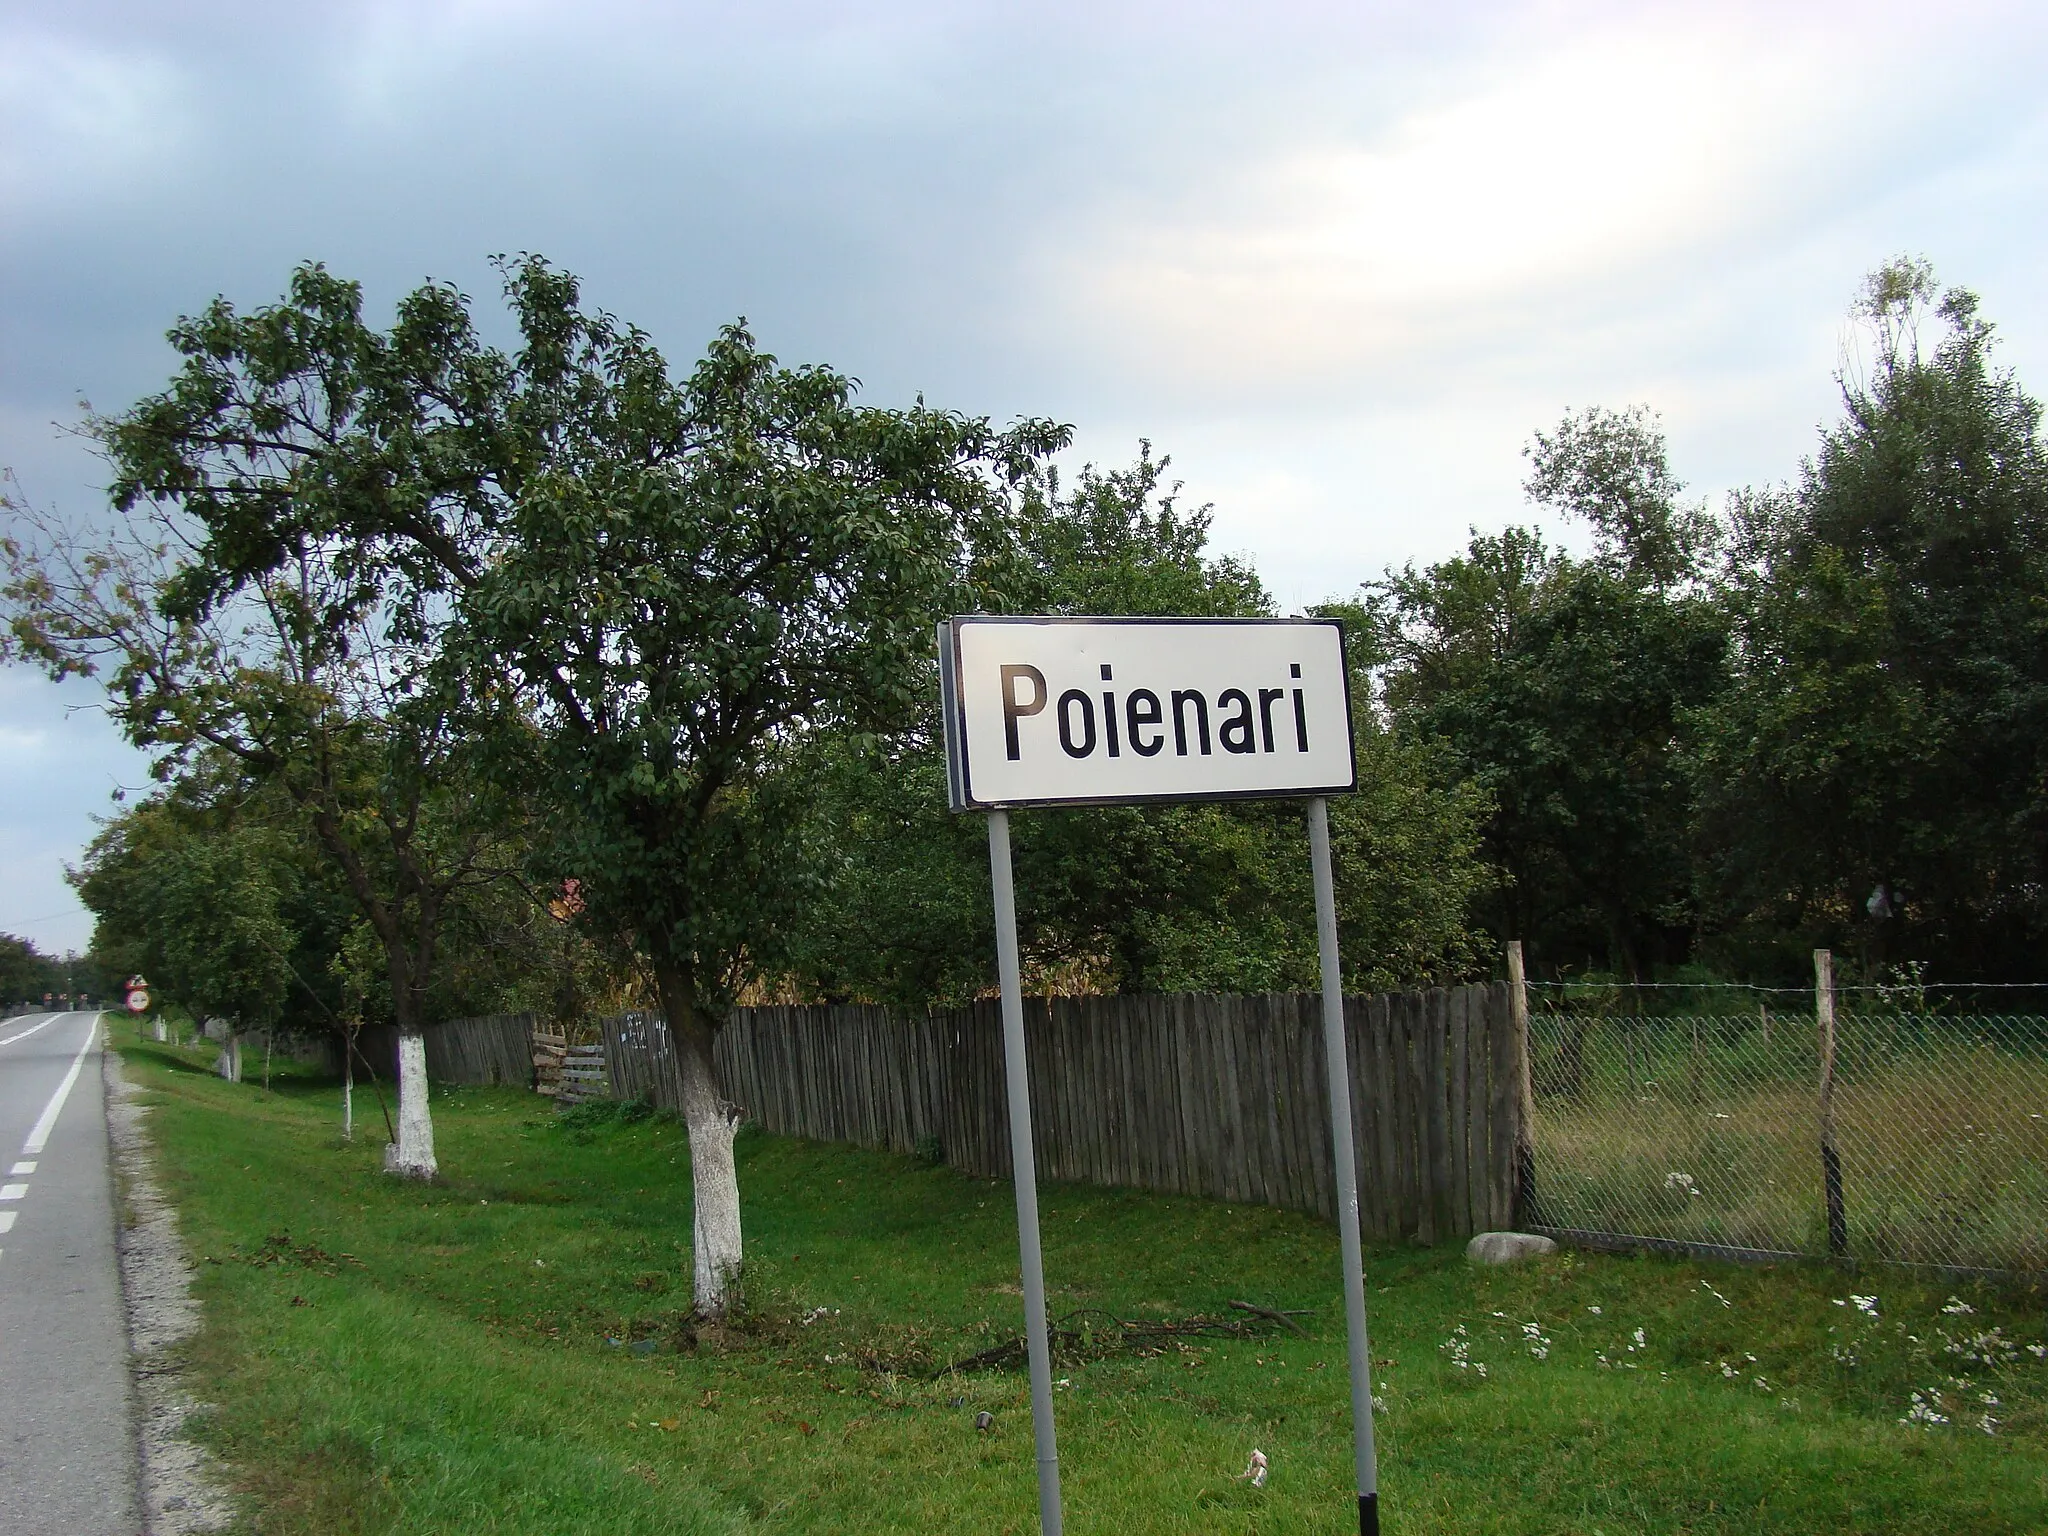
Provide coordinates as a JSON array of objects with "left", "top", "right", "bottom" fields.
[
  {"left": 1524, "top": 404, "right": 1715, "bottom": 588},
  {"left": 72, "top": 794, "right": 299, "bottom": 1037},
  {"left": 2, "top": 264, "right": 525, "bottom": 1175},
  {"left": 0, "top": 934, "right": 62, "bottom": 1007},
  {"left": 1692, "top": 260, "right": 2048, "bottom": 978},
  {"left": 446, "top": 274, "right": 1070, "bottom": 1314},
  {"left": 782, "top": 448, "right": 1490, "bottom": 1000},
  {"left": 1367, "top": 405, "right": 1728, "bottom": 977}
]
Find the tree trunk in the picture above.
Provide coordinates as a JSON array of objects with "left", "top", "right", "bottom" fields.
[
  {"left": 662, "top": 979, "right": 743, "bottom": 1318},
  {"left": 218, "top": 1030, "right": 242, "bottom": 1083},
  {"left": 383, "top": 1030, "right": 438, "bottom": 1179},
  {"left": 380, "top": 944, "right": 438, "bottom": 1178}
]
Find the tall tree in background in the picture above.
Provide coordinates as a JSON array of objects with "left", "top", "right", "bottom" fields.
[
  {"left": 0, "top": 935, "right": 65, "bottom": 1008},
  {"left": 1693, "top": 260, "right": 2048, "bottom": 977},
  {"left": 1369, "top": 410, "right": 1726, "bottom": 977},
  {"left": 71, "top": 767, "right": 353, "bottom": 1041}
]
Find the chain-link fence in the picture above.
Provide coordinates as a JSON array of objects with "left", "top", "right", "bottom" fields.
[{"left": 1526, "top": 1003, "right": 2048, "bottom": 1274}]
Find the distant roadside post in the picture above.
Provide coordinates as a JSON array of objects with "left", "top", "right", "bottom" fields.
[{"left": 939, "top": 615, "right": 1383, "bottom": 1536}]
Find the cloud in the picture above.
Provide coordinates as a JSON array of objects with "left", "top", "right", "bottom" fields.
[
  {"left": 3, "top": 0, "right": 2048, "bottom": 926},
  {"left": 0, "top": 32, "right": 194, "bottom": 211},
  {"left": 1034, "top": 7, "right": 2040, "bottom": 402}
]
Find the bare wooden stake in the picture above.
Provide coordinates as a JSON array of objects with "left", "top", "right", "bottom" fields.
[
  {"left": 1815, "top": 949, "right": 1847, "bottom": 1258},
  {"left": 1506, "top": 941, "right": 1537, "bottom": 1227}
]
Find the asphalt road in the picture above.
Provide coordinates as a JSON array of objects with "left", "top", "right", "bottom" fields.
[{"left": 0, "top": 1012, "right": 141, "bottom": 1534}]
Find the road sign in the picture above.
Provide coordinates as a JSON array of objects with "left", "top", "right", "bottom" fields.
[
  {"left": 939, "top": 616, "right": 1356, "bottom": 810},
  {"left": 940, "top": 614, "right": 1382, "bottom": 1536},
  {"left": 126, "top": 988, "right": 151, "bottom": 1014}
]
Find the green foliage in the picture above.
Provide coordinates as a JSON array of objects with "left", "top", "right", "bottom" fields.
[
  {"left": 70, "top": 770, "right": 347, "bottom": 1032},
  {"left": 95, "top": 262, "right": 510, "bottom": 628},
  {"left": 1523, "top": 404, "right": 1715, "bottom": 588},
  {"left": 0, "top": 933, "right": 63, "bottom": 1006},
  {"left": 450, "top": 268, "right": 1071, "bottom": 1022},
  {"left": 60, "top": 248, "right": 2048, "bottom": 1019},
  {"left": 1693, "top": 260, "right": 2048, "bottom": 978},
  {"left": 781, "top": 449, "right": 1488, "bottom": 1000},
  {"left": 997, "top": 443, "right": 1270, "bottom": 619},
  {"left": 1368, "top": 525, "right": 1726, "bottom": 977}
]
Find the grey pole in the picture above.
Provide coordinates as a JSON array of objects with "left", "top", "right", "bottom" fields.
[
  {"left": 1309, "top": 796, "right": 1380, "bottom": 1536},
  {"left": 988, "top": 809, "right": 1063, "bottom": 1536}
]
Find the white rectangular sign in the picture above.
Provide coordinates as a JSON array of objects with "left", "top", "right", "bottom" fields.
[{"left": 939, "top": 616, "right": 1357, "bottom": 809}]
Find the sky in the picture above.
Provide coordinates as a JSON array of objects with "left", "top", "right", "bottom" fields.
[{"left": 3, "top": 0, "right": 2047, "bottom": 955}]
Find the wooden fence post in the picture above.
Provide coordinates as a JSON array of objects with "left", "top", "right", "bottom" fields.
[
  {"left": 1507, "top": 941, "right": 1537, "bottom": 1228},
  {"left": 1815, "top": 949, "right": 1848, "bottom": 1257}
]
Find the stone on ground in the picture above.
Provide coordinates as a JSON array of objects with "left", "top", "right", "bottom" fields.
[{"left": 1466, "top": 1231, "right": 1559, "bottom": 1265}]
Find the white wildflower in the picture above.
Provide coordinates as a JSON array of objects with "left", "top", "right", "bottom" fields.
[
  {"left": 1901, "top": 1391, "right": 1948, "bottom": 1427},
  {"left": 1941, "top": 1296, "right": 1976, "bottom": 1317}
]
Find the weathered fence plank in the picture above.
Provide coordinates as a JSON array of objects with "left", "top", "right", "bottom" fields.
[{"left": 435, "top": 983, "right": 1516, "bottom": 1243}]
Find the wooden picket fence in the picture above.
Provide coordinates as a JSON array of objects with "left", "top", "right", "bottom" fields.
[
  {"left": 361, "top": 1013, "right": 536, "bottom": 1089},
  {"left": 562, "top": 986, "right": 1518, "bottom": 1244}
]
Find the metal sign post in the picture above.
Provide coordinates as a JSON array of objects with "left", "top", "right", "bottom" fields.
[
  {"left": 941, "top": 615, "right": 1380, "bottom": 1536},
  {"left": 988, "top": 809, "right": 1063, "bottom": 1536},
  {"left": 1309, "top": 796, "right": 1380, "bottom": 1536}
]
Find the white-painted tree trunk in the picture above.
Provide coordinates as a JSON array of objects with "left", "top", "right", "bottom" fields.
[
  {"left": 382, "top": 1031, "right": 437, "bottom": 1178},
  {"left": 676, "top": 1031, "right": 743, "bottom": 1316},
  {"left": 342, "top": 1049, "right": 354, "bottom": 1141},
  {"left": 217, "top": 1032, "right": 241, "bottom": 1083}
]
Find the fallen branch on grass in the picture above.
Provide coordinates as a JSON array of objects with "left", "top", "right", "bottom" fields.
[{"left": 1227, "top": 1299, "right": 1312, "bottom": 1337}]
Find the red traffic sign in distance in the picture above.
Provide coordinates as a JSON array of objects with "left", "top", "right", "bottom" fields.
[{"left": 126, "top": 988, "right": 151, "bottom": 1014}]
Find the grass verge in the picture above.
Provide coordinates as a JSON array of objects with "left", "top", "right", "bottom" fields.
[{"left": 115, "top": 1022, "right": 2048, "bottom": 1534}]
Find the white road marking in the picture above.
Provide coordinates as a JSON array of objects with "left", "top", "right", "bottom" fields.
[
  {"left": 23, "top": 1017, "right": 97, "bottom": 1157},
  {"left": 0, "top": 1211, "right": 15, "bottom": 1233},
  {"left": 0, "top": 1015, "right": 64, "bottom": 1049},
  {"left": 0, "top": 1184, "right": 25, "bottom": 1200},
  {"left": 8, "top": 1161, "right": 33, "bottom": 1175}
]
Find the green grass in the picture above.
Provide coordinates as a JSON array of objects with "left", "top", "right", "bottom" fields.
[{"left": 115, "top": 1022, "right": 2048, "bottom": 1534}]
